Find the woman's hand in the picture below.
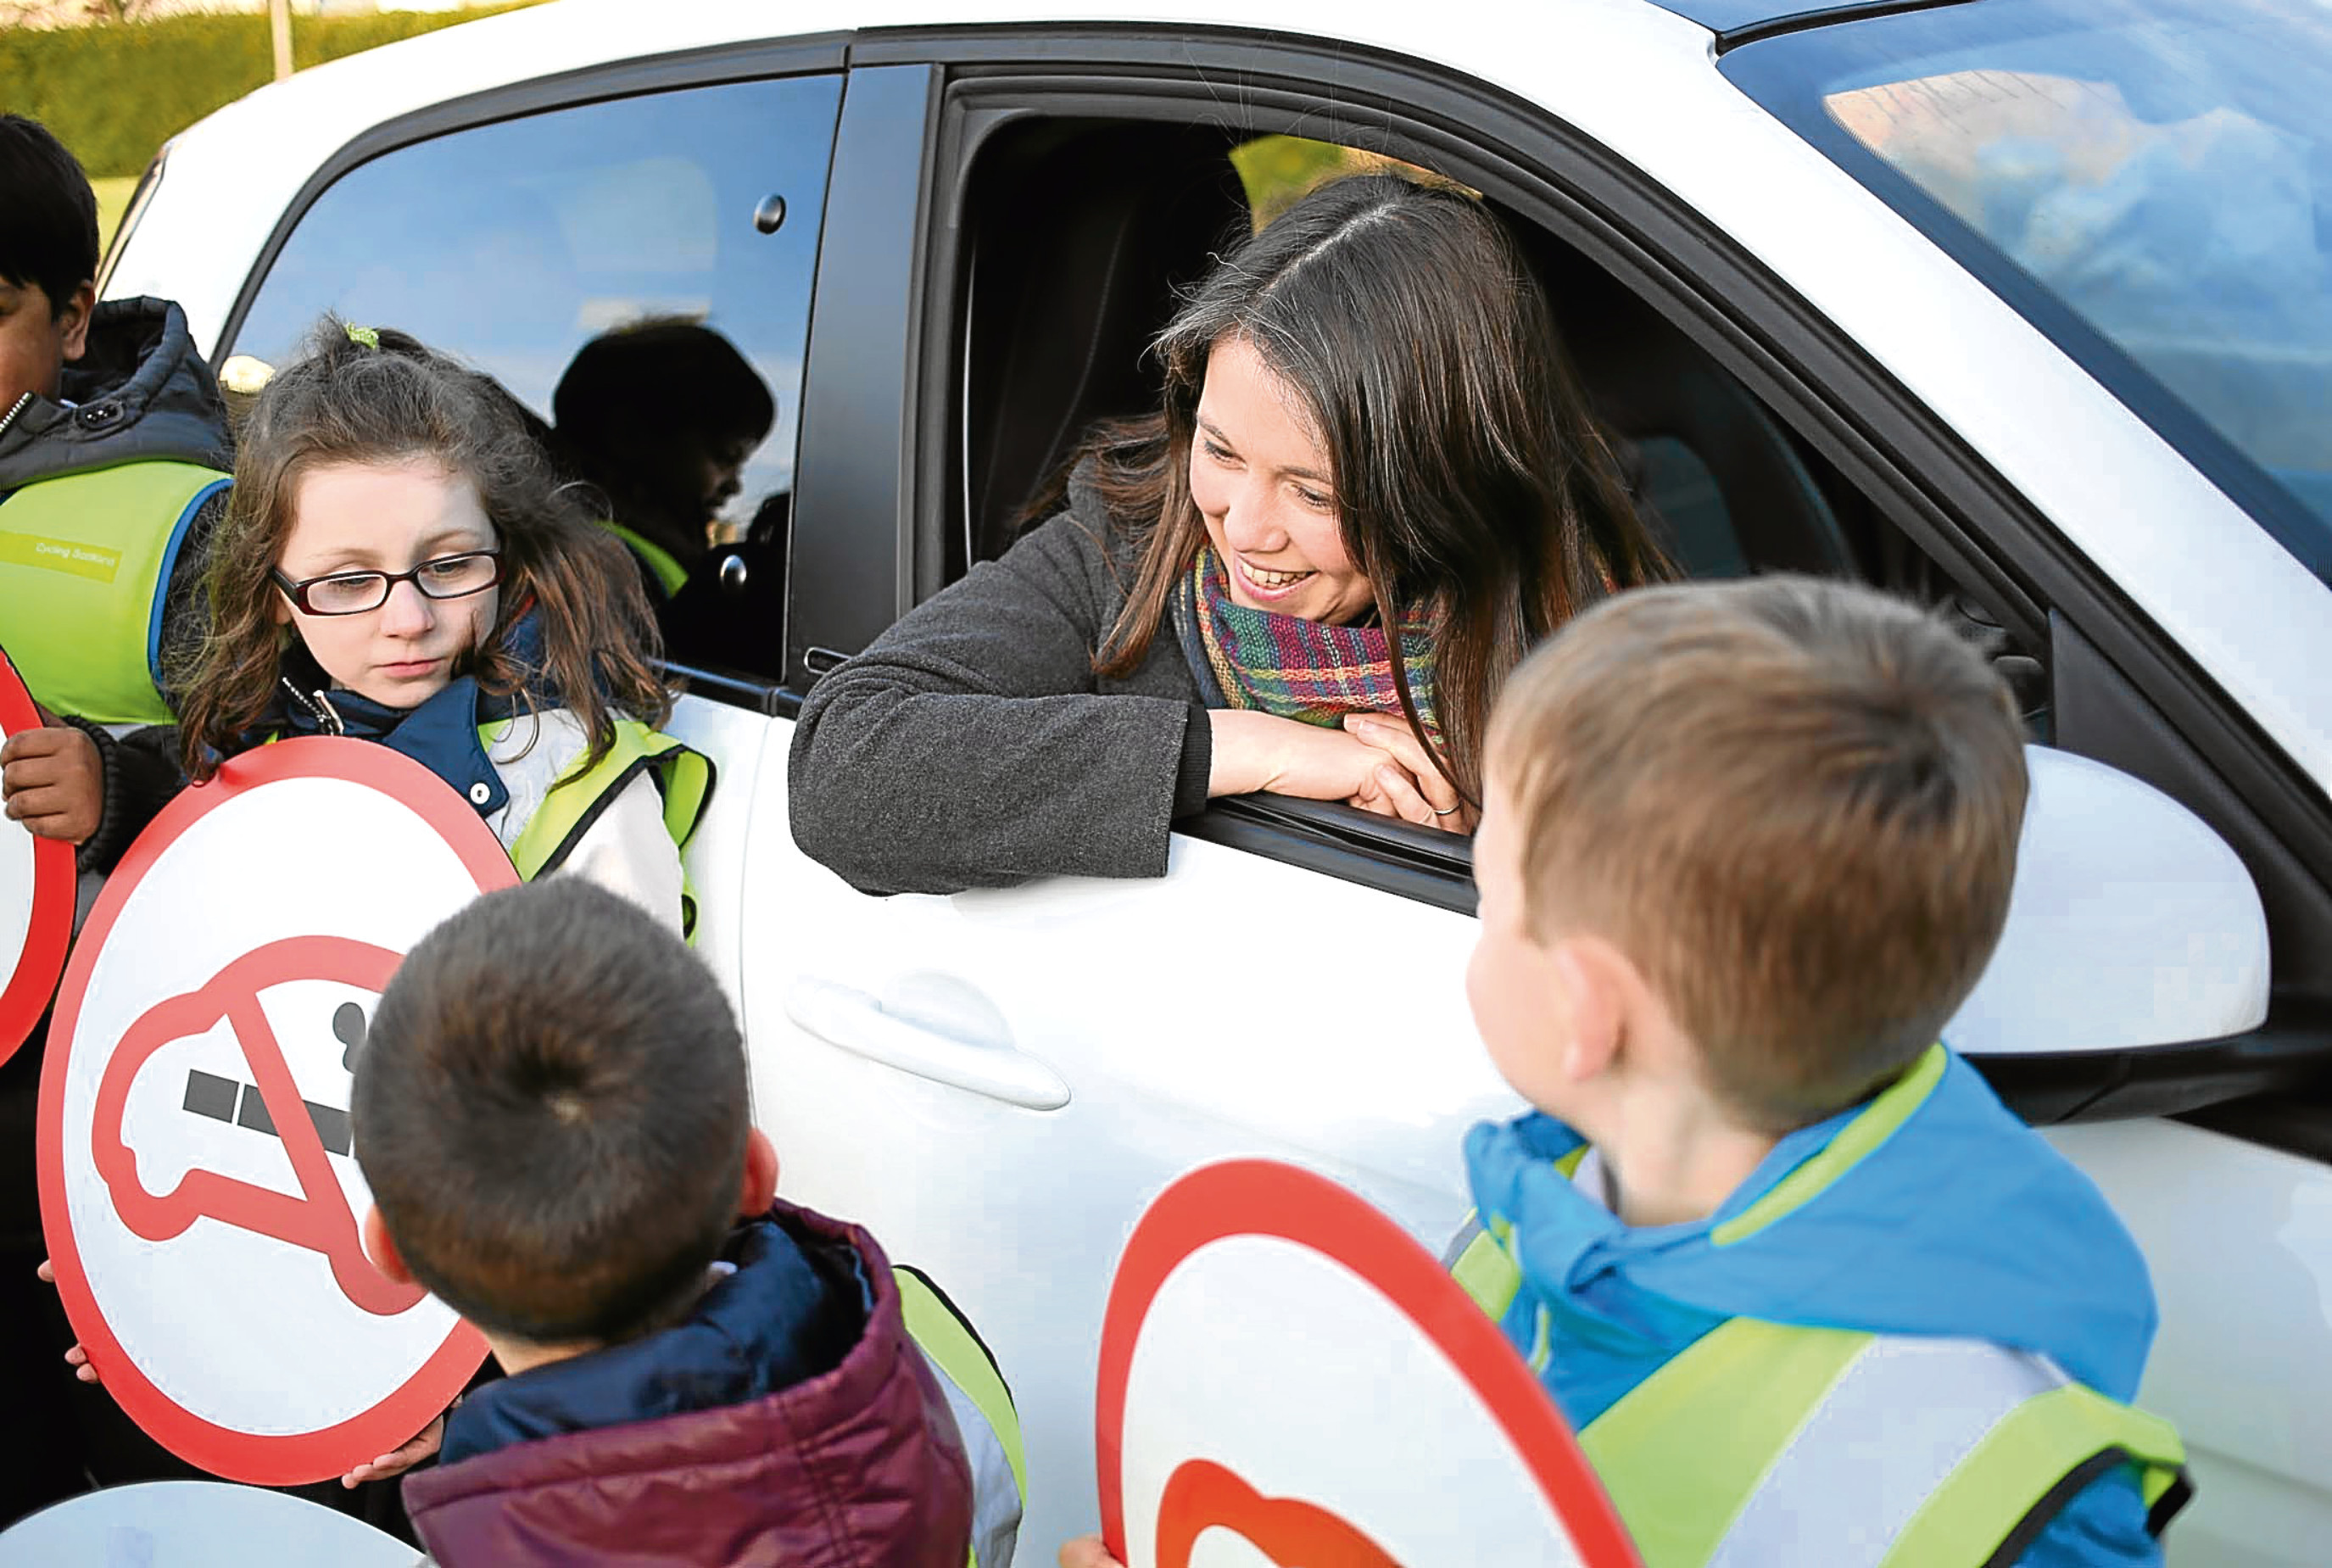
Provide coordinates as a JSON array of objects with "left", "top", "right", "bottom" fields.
[
  {"left": 1059, "top": 1536, "right": 1126, "bottom": 1568},
  {"left": 1208, "top": 709, "right": 1437, "bottom": 811},
  {"left": 2, "top": 724, "right": 103, "bottom": 845},
  {"left": 1342, "top": 714, "right": 1474, "bottom": 834}
]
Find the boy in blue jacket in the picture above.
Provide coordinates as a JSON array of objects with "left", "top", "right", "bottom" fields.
[
  {"left": 1448, "top": 576, "right": 2186, "bottom": 1566},
  {"left": 1058, "top": 577, "right": 2187, "bottom": 1568}
]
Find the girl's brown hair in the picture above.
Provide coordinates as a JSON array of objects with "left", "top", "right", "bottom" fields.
[
  {"left": 175, "top": 318, "right": 669, "bottom": 781},
  {"left": 1058, "top": 173, "right": 1672, "bottom": 806}
]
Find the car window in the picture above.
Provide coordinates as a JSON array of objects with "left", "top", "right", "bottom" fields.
[
  {"left": 233, "top": 75, "right": 842, "bottom": 678},
  {"left": 1722, "top": 0, "right": 2332, "bottom": 581}
]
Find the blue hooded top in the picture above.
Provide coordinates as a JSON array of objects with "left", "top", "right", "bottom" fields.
[
  {"left": 1463, "top": 1047, "right": 2164, "bottom": 1568},
  {"left": 259, "top": 613, "right": 566, "bottom": 820}
]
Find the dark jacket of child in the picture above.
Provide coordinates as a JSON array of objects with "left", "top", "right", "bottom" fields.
[
  {"left": 400, "top": 1200, "right": 974, "bottom": 1567},
  {"left": 0, "top": 296, "right": 232, "bottom": 484},
  {"left": 0, "top": 296, "right": 232, "bottom": 725}
]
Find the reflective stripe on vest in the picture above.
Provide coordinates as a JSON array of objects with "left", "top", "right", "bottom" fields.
[
  {"left": 895, "top": 1264, "right": 1027, "bottom": 1568},
  {"left": 1448, "top": 1229, "right": 2188, "bottom": 1568},
  {"left": 498, "top": 717, "right": 713, "bottom": 939},
  {"left": 600, "top": 521, "right": 689, "bottom": 598},
  {"left": 0, "top": 461, "right": 229, "bottom": 723}
]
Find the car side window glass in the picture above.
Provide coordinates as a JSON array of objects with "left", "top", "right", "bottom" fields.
[{"left": 234, "top": 75, "right": 842, "bottom": 681}]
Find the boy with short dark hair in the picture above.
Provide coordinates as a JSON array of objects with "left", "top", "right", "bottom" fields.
[
  {"left": 0, "top": 114, "right": 232, "bottom": 729},
  {"left": 1452, "top": 576, "right": 2186, "bottom": 1566},
  {"left": 354, "top": 879, "right": 1019, "bottom": 1566},
  {"left": 0, "top": 114, "right": 238, "bottom": 1526}
]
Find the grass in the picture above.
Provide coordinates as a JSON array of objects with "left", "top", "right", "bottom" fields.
[{"left": 92, "top": 175, "right": 138, "bottom": 254}]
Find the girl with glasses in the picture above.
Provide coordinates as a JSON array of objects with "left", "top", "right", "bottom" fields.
[{"left": 3, "top": 316, "right": 709, "bottom": 937}]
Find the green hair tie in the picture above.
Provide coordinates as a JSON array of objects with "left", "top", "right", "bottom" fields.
[{"left": 343, "top": 323, "right": 381, "bottom": 350}]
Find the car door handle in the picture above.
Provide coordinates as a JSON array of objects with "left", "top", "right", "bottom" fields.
[{"left": 783, "top": 974, "right": 1070, "bottom": 1111}]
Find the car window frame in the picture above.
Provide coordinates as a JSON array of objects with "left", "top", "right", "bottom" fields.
[
  {"left": 861, "top": 24, "right": 2332, "bottom": 876},
  {"left": 827, "top": 23, "right": 2332, "bottom": 1132}
]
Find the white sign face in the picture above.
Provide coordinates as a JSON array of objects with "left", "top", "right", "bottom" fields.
[
  {"left": 0, "top": 1479, "right": 418, "bottom": 1568},
  {"left": 38, "top": 738, "right": 516, "bottom": 1484},
  {"left": 0, "top": 646, "right": 75, "bottom": 1064},
  {"left": 1098, "top": 1161, "right": 1639, "bottom": 1568}
]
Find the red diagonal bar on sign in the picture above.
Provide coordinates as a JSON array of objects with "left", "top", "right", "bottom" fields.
[{"left": 90, "top": 935, "right": 422, "bottom": 1317}]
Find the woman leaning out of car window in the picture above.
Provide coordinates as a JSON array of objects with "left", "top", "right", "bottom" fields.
[{"left": 787, "top": 172, "right": 1671, "bottom": 896}]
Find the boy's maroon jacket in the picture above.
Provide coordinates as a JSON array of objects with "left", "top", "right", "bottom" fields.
[{"left": 400, "top": 1201, "right": 974, "bottom": 1566}]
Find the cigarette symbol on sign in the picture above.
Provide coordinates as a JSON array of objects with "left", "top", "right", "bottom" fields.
[
  {"left": 91, "top": 936, "right": 421, "bottom": 1317},
  {"left": 181, "top": 1002, "right": 366, "bottom": 1155}
]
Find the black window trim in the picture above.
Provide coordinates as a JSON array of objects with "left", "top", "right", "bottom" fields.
[{"left": 858, "top": 21, "right": 2332, "bottom": 934}]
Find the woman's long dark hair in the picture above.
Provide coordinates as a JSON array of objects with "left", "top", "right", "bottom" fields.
[
  {"left": 1077, "top": 174, "right": 1671, "bottom": 806},
  {"left": 176, "top": 318, "right": 670, "bottom": 781}
]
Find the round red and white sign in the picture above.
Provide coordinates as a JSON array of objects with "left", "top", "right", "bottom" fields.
[
  {"left": 0, "top": 645, "right": 75, "bottom": 1066},
  {"left": 38, "top": 737, "right": 516, "bottom": 1484},
  {"left": 1098, "top": 1159, "right": 1640, "bottom": 1568}
]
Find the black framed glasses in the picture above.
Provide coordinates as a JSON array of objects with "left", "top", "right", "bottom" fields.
[{"left": 271, "top": 550, "right": 504, "bottom": 616}]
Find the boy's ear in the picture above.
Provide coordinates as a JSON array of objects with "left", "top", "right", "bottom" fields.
[
  {"left": 361, "top": 1204, "right": 416, "bottom": 1286},
  {"left": 56, "top": 281, "right": 94, "bottom": 364},
  {"left": 739, "top": 1126, "right": 779, "bottom": 1218},
  {"left": 1549, "top": 935, "right": 1628, "bottom": 1082}
]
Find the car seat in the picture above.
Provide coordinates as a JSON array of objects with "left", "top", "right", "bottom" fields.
[
  {"left": 1520, "top": 228, "right": 1857, "bottom": 580},
  {"left": 959, "top": 122, "right": 1250, "bottom": 565}
]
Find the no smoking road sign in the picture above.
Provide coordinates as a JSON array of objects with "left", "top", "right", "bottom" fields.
[
  {"left": 0, "top": 643, "right": 75, "bottom": 1066},
  {"left": 38, "top": 738, "right": 518, "bottom": 1485},
  {"left": 1097, "top": 1159, "right": 1642, "bottom": 1568}
]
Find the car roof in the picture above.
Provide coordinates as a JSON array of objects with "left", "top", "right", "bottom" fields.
[{"left": 1637, "top": 0, "right": 1978, "bottom": 47}]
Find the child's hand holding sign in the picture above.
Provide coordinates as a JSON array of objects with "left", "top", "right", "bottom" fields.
[{"left": 1, "top": 717, "right": 103, "bottom": 844}]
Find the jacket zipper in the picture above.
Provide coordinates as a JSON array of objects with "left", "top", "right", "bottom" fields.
[
  {"left": 278, "top": 677, "right": 345, "bottom": 736},
  {"left": 0, "top": 392, "right": 31, "bottom": 444}
]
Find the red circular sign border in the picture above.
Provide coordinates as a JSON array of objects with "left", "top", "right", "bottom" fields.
[
  {"left": 0, "top": 650, "right": 78, "bottom": 1066},
  {"left": 36, "top": 737, "right": 516, "bottom": 1486},
  {"left": 1096, "top": 1158, "right": 1642, "bottom": 1567}
]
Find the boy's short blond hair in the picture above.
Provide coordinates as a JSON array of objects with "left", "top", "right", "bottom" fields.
[{"left": 1487, "top": 577, "right": 2028, "bottom": 1132}]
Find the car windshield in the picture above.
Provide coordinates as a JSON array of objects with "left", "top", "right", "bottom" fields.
[{"left": 1723, "top": 0, "right": 2332, "bottom": 580}]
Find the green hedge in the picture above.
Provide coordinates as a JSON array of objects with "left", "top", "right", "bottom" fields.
[{"left": 1, "top": 5, "right": 539, "bottom": 179}]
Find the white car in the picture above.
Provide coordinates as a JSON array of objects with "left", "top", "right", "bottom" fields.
[{"left": 103, "top": 0, "right": 2332, "bottom": 1560}]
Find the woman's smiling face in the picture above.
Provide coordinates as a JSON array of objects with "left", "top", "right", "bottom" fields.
[{"left": 1188, "top": 335, "right": 1376, "bottom": 626}]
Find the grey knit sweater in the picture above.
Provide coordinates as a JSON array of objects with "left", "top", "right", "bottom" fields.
[{"left": 787, "top": 472, "right": 1213, "bottom": 896}]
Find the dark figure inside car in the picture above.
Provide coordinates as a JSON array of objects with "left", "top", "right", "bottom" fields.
[
  {"left": 789, "top": 172, "right": 1673, "bottom": 896},
  {"left": 548, "top": 319, "right": 774, "bottom": 603}
]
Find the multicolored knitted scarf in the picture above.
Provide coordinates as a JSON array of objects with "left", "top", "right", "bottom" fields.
[{"left": 1171, "top": 543, "right": 1442, "bottom": 740}]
